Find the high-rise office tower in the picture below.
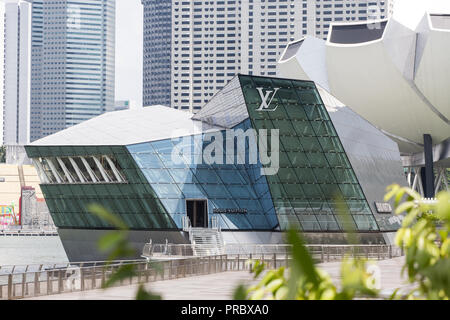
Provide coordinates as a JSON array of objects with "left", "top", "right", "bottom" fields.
[
  {"left": 29, "top": 0, "right": 115, "bottom": 141},
  {"left": 143, "top": 0, "right": 393, "bottom": 113},
  {"left": 0, "top": 1, "right": 32, "bottom": 146},
  {"left": 29, "top": 0, "right": 43, "bottom": 142},
  {"left": 142, "top": 0, "right": 172, "bottom": 107}
]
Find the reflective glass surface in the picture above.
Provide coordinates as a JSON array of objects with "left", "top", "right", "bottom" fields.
[
  {"left": 26, "top": 146, "right": 176, "bottom": 229},
  {"left": 128, "top": 119, "right": 279, "bottom": 231},
  {"left": 239, "top": 75, "right": 379, "bottom": 231}
]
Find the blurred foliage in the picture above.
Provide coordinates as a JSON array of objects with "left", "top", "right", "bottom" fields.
[
  {"left": 88, "top": 204, "right": 162, "bottom": 300},
  {"left": 385, "top": 185, "right": 450, "bottom": 300},
  {"left": 0, "top": 146, "right": 5, "bottom": 163},
  {"left": 235, "top": 186, "right": 450, "bottom": 300},
  {"left": 234, "top": 229, "right": 378, "bottom": 300},
  {"left": 85, "top": 184, "right": 450, "bottom": 301}
]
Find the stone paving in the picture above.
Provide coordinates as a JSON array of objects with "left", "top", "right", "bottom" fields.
[{"left": 26, "top": 256, "right": 413, "bottom": 300}]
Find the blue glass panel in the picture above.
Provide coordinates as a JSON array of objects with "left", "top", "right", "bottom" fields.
[
  {"left": 227, "top": 185, "right": 257, "bottom": 199},
  {"left": 215, "top": 169, "right": 247, "bottom": 184},
  {"left": 132, "top": 152, "right": 163, "bottom": 168},
  {"left": 191, "top": 168, "right": 220, "bottom": 184},
  {"left": 203, "top": 184, "right": 231, "bottom": 198},
  {"left": 151, "top": 139, "right": 175, "bottom": 153},
  {"left": 169, "top": 168, "right": 195, "bottom": 184},
  {"left": 211, "top": 199, "right": 238, "bottom": 209},
  {"left": 160, "top": 199, "right": 185, "bottom": 214},
  {"left": 178, "top": 183, "right": 206, "bottom": 198},
  {"left": 152, "top": 184, "right": 182, "bottom": 198},
  {"left": 142, "top": 169, "right": 174, "bottom": 183}
]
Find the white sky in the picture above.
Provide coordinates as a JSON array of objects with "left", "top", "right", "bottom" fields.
[{"left": 115, "top": 0, "right": 143, "bottom": 107}]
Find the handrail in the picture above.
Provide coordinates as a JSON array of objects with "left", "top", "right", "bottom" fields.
[
  {"left": 142, "top": 243, "right": 403, "bottom": 260},
  {"left": 0, "top": 258, "right": 147, "bottom": 275},
  {"left": 182, "top": 216, "right": 191, "bottom": 232},
  {"left": 0, "top": 254, "right": 290, "bottom": 300}
]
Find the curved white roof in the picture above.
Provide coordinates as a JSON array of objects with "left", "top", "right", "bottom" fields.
[
  {"left": 30, "top": 105, "right": 222, "bottom": 146},
  {"left": 278, "top": 0, "right": 450, "bottom": 154}
]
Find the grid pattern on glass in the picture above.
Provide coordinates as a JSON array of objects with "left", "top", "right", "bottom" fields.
[
  {"left": 26, "top": 146, "right": 177, "bottom": 230},
  {"left": 127, "top": 120, "right": 279, "bottom": 231},
  {"left": 239, "top": 75, "right": 379, "bottom": 232}
]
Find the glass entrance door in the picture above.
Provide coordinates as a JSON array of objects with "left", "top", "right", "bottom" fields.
[{"left": 186, "top": 200, "right": 208, "bottom": 228}]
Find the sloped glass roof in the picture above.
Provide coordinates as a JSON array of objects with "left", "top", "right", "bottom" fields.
[{"left": 192, "top": 76, "right": 249, "bottom": 128}]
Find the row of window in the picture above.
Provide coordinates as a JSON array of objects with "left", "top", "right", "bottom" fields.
[{"left": 34, "top": 155, "right": 127, "bottom": 185}]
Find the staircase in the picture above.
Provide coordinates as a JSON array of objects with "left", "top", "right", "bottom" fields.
[
  {"left": 190, "top": 228, "right": 224, "bottom": 256},
  {"left": 182, "top": 216, "right": 224, "bottom": 256}
]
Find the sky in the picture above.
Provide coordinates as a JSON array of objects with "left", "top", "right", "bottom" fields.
[
  {"left": 115, "top": 0, "right": 143, "bottom": 107},
  {"left": 1, "top": 0, "right": 143, "bottom": 107}
]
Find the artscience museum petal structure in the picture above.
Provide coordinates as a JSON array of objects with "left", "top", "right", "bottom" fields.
[{"left": 278, "top": 2, "right": 450, "bottom": 198}]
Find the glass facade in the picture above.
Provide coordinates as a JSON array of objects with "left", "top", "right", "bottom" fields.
[
  {"left": 31, "top": 0, "right": 115, "bottom": 141},
  {"left": 26, "top": 146, "right": 176, "bottom": 230},
  {"left": 26, "top": 75, "right": 394, "bottom": 235},
  {"left": 127, "top": 119, "right": 278, "bottom": 231},
  {"left": 142, "top": 0, "right": 172, "bottom": 107},
  {"left": 239, "top": 75, "right": 379, "bottom": 231}
]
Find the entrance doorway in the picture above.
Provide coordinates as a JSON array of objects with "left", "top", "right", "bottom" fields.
[{"left": 186, "top": 200, "right": 208, "bottom": 228}]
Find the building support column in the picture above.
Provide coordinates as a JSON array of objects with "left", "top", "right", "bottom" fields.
[{"left": 422, "top": 134, "right": 435, "bottom": 198}]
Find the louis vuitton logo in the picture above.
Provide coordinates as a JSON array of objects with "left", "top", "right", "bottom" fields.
[{"left": 255, "top": 87, "right": 280, "bottom": 112}]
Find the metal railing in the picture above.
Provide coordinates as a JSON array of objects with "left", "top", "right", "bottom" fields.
[
  {"left": 0, "top": 259, "right": 145, "bottom": 278},
  {"left": 0, "top": 243, "right": 405, "bottom": 300},
  {"left": 182, "top": 216, "right": 191, "bottom": 232},
  {"left": 210, "top": 216, "right": 220, "bottom": 230},
  {"left": 0, "top": 254, "right": 289, "bottom": 300},
  {"left": 0, "top": 229, "right": 58, "bottom": 237},
  {"left": 143, "top": 243, "right": 403, "bottom": 262}
]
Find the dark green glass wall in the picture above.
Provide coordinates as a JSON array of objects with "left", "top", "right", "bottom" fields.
[
  {"left": 239, "top": 75, "right": 379, "bottom": 232},
  {"left": 25, "top": 146, "right": 177, "bottom": 230}
]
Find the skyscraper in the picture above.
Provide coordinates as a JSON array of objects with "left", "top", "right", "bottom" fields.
[
  {"left": 0, "top": 1, "right": 32, "bottom": 146},
  {"left": 29, "top": 0, "right": 43, "bottom": 143},
  {"left": 142, "top": 0, "right": 172, "bottom": 107},
  {"left": 142, "top": 0, "right": 393, "bottom": 112},
  {"left": 30, "top": 0, "right": 115, "bottom": 141}
]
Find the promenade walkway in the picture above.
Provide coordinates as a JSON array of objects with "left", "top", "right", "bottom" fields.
[{"left": 25, "top": 256, "right": 412, "bottom": 300}]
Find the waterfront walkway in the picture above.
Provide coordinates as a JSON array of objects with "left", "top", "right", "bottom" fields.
[{"left": 26, "top": 257, "right": 412, "bottom": 300}]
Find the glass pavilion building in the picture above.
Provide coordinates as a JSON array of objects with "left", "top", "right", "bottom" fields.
[{"left": 25, "top": 75, "right": 406, "bottom": 261}]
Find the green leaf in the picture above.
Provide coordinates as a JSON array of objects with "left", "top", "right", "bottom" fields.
[
  {"left": 260, "top": 271, "right": 276, "bottom": 286},
  {"left": 395, "top": 201, "right": 415, "bottom": 215},
  {"left": 435, "top": 192, "right": 450, "bottom": 222},
  {"left": 250, "top": 288, "right": 266, "bottom": 300},
  {"left": 275, "top": 286, "right": 289, "bottom": 300},
  {"left": 266, "top": 279, "right": 284, "bottom": 293},
  {"left": 98, "top": 231, "right": 126, "bottom": 252},
  {"left": 88, "top": 204, "right": 128, "bottom": 230},
  {"left": 135, "top": 284, "right": 162, "bottom": 300},
  {"left": 286, "top": 229, "right": 320, "bottom": 299},
  {"left": 384, "top": 184, "right": 400, "bottom": 202},
  {"left": 389, "top": 288, "right": 400, "bottom": 300},
  {"left": 394, "top": 188, "right": 406, "bottom": 207},
  {"left": 251, "top": 260, "right": 266, "bottom": 279},
  {"left": 102, "top": 264, "right": 136, "bottom": 289},
  {"left": 233, "top": 284, "right": 248, "bottom": 300}
]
